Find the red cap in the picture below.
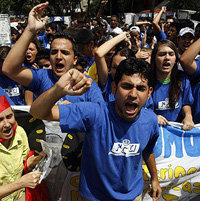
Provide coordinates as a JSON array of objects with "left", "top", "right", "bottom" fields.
[{"left": 0, "top": 95, "right": 11, "bottom": 113}]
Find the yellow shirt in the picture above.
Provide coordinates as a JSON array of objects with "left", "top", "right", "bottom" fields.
[
  {"left": 0, "top": 126, "right": 30, "bottom": 201},
  {"left": 88, "top": 62, "right": 98, "bottom": 84}
]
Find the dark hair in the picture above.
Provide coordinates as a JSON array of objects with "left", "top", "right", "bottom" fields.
[
  {"left": 0, "top": 46, "right": 11, "bottom": 60},
  {"left": 112, "top": 48, "right": 135, "bottom": 62},
  {"left": 11, "top": 27, "right": 19, "bottom": 35},
  {"left": 117, "top": 48, "right": 135, "bottom": 58},
  {"left": 31, "top": 38, "right": 42, "bottom": 52},
  {"left": 115, "top": 57, "right": 153, "bottom": 87},
  {"left": 51, "top": 32, "right": 78, "bottom": 56},
  {"left": 111, "top": 15, "right": 119, "bottom": 21},
  {"left": 0, "top": 46, "right": 11, "bottom": 69},
  {"left": 46, "top": 22, "right": 58, "bottom": 32},
  {"left": 35, "top": 48, "right": 50, "bottom": 64},
  {"left": 75, "top": 28, "right": 97, "bottom": 51},
  {"left": 169, "top": 22, "right": 182, "bottom": 35},
  {"left": 151, "top": 40, "right": 181, "bottom": 109},
  {"left": 76, "top": 53, "right": 88, "bottom": 69}
]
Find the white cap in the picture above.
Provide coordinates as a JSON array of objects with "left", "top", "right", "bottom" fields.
[
  {"left": 178, "top": 27, "right": 194, "bottom": 37},
  {"left": 130, "top": 26, "right": 140, "bottom": 33},
  {"left": 112, "top": 27, "right": 123, "bottom": 34}
]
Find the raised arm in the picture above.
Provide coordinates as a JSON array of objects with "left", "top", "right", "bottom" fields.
[
  {"left": 96, "top": 0, "right": 108, "bottom": 18},
  {"left": 179, "top": 37, "right": 200, "bottom": 75},
  {"left": 30, "top": 69, "right": 92, "bottom": 121},
  {"left": 2, "top": 2, "right": 48, "bottom": 88},
  {"left": 152, "top": 6, "right": 166, "bottom": 34},
  {"left": 95, "top": 32, "right": 130, "bottom": 89}
]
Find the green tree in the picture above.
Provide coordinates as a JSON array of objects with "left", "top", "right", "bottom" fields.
[{"left": 168, "top": 0, "right": 200, "bottom": 11}]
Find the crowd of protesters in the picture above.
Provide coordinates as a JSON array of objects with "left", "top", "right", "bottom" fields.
[{"left": 0, "top": 0, "right": 200, "bottom": 200}]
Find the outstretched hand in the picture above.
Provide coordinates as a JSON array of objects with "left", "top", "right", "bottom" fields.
[
  {"left": 56, "top": 69, "right": 93, "bottom": 96},
  {"left": 27, "top": 2, "right": 49, "bottom": 33}
]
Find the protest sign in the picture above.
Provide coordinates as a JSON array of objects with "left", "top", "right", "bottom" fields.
[
  {"left": 0, "top": 14, "right": 11, "bottom": 46},
  {"left": 143, "top": 123, "right": 200, "bottom": 201}
]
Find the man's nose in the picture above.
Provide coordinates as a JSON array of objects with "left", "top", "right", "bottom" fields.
[
  {"left": 56, "top": 51, "right": 62, "bottom": 59},
  {"left": 3, "top": 119, "right": 10, "bottom": 127},
  {"left": 129, "top": 88, "right": 138, "bottom": 98}
]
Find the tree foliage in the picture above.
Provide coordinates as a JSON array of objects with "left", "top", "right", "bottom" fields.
[
  {"left": 1, "top": 0, "right": 200, "bottom": 18},
  {"left": 168, "top": 0, "right": 200, "bottom": 11},
  {"left": 0, "top": 0, "right": 81, "bottom": 16}
]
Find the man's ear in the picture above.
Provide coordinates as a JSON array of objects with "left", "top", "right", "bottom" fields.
[
  {"left": 73, "top": 56, "right": 78, "bottom": 65},
  {"left": 147, "top": 87, "right": 153, "bottom": 100},
  {"left": 111, "top": 81, "right": 117, "bottom": 95}
]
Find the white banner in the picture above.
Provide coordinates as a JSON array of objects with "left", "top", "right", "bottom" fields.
[{"left": 143, "top": 123, "right": 200, "bottom": 201}]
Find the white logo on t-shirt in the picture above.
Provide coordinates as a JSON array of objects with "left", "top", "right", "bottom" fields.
[
  {"left": 157, "top": 98, "right": 179, "bottom": 110},
  {"left": 4, "top": 87, "right": 20, "bottom": 97},
  {"left": 108, "top": 139, "right": 140, "bottom": 157}
]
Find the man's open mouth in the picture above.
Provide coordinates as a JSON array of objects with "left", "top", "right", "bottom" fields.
[
  {"left": 3, "top": 128, "right": 12, "bottom": 136},
  {"left": 55, "top": 63, "right": 64, "bottom": 71},
  {"left": 125, "top": 102, "right": 138, "bottom": 114}
]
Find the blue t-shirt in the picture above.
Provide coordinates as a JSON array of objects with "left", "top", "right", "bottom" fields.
[
  {"left": 0, "top": 86, "right": 14, "bottom": 105},
  {"left": 102, "top": 73, "right": 115, "bottom": 102},
  {"left": 190, "top": 59, "right": 200, "bottom": 123},
  {"left": 156, "top": 30, "right": 167, "bottom": 42},
  {"left": 38, "top": 33, "right": 50, "bottom": 49},
  {"left": 153, "top": 73, "right": 194, "bottom": 121},
  {"left": 59, "top": 101, "right": 159, "bottom": 201},
  {"left": 28, "top": 68, "right": 104, "bottom": 103},
  {"left": 0, "top": 74, "right": 25, "bottom": 105}
]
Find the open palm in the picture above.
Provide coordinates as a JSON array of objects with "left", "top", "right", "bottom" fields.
[{"left": 28, "top": 2, "right": 49, "bottom": 33}]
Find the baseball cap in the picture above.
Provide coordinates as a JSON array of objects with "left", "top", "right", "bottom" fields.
[
  {"left": 130, "top": 26, "right": 140, "bottom": 33},
  {"left": 178, "top": 27, "right": 194, "bottom": 37}
]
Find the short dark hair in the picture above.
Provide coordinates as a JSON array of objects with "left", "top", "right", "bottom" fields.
[
  {"left": 46, "top": 22, "right": 58, "bottom": 31},
  {"left": 169, "top": 22, "right": 181, "bottom": 34},
  {"left": 0, "top": 46, "right": 11, "bottom": 69},
  {"left": 35, "top": 48, "right": 50, "bottom": 63},
  {"left": 75, "top": 28, "right": 97, "bottom": 51},
  {"left": 51, "top": 32, "right": 78, "bottom": 56},
  {"left": 114, "top": 57, "right": 153, "bottom": 87},
  {"left": 111, "top": 15, "right": 119, "bottom": 21},
  {"left": 0, "top": 46, "right": 10, "bottom": 60},
  {"left": 75, "top": 53, "right": 88, "bottom": 69}
]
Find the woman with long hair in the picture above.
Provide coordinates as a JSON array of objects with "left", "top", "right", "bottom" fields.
[{"left": 151, "top": 40, "right": 194, "bottom": 130}]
